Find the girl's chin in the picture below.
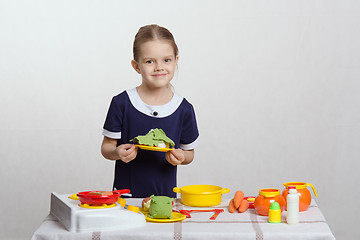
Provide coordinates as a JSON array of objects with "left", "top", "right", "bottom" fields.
[{"left": 144, "top": 81, "right": 171, "bottom": 89}]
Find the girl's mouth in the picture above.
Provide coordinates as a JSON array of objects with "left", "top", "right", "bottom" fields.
[{"left": 152, "top": 74, "right": 167, "bottom": 77}]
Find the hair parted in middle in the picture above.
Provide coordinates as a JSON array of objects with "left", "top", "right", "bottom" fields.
[{"left": 133, "top": 24, "right": 179, "bottom": 62}]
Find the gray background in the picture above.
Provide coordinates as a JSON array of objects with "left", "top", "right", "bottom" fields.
[{"left": 1, "top": 0, "right": 359, "bottom": 239}]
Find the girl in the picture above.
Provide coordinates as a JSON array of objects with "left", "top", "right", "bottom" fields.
[{"left": 101, "top": 24, "right": 199, "bottom": 198}]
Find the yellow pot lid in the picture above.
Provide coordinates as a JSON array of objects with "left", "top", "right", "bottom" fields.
[{"left": 259, "top": 189, "right": 280, "bottom": 198}]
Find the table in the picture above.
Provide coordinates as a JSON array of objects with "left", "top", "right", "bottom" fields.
[{"left": 31, "top": 198, "right": 335, "bottom": 240}]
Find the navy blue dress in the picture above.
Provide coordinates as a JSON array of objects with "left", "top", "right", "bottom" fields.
[{"left": 103, "top": 88, "right": 199, "bottom": 198}]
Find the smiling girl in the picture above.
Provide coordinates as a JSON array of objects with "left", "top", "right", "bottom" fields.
[{"left": 101, "top": 24, "right": 199, "bottom": 198}]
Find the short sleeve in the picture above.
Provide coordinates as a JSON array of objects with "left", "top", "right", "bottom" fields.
[
  {"left": 180, "top": 103, "right": 199, "bottom": 150},
  {"left": 103, "top": 96, "right": 123, "bottom": 139}
]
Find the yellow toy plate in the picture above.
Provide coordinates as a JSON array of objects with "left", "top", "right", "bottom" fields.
[
  {"left": 135, "top": 144, "right": 173, "bottom": 152},
  {"left": 145, "top": 212, "right": 186, "bottom": 223}
]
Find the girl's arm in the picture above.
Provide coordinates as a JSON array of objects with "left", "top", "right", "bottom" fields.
[
  {"left": 101, "top": 136, "right": 137, "bottom": 163},
  {"left": 165, "top": 149, "right": 194, "bottom": 166}
]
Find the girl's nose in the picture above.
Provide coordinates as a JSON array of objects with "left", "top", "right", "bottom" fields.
[{"left": 154, "top": 63, "right": 164, "bottom": 71}]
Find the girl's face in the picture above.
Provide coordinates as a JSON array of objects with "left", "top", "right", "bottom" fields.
[{"left": 132, "top": 40, "right": 178, "bottom": 90}]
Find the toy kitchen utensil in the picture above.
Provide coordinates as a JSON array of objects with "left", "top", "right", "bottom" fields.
[
  {"left": 77, "top": 189, "right": 130, "bottom": 206},
  {"left": 173, "top": 185, "right": 230, "bottom": 207},
  {"left": 254, "top": 188, "right": 286, "bottom": 216},
  {"left": 282, "top": 182, "right": 318, "bottom": 211},
  {"left": 174, "top": 209, "right": 224, "bottom": 220}
]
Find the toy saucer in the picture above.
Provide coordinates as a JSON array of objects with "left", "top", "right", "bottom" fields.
[
  {"left": 135, "top": 145, "right": 173, "bottom": 152},
  {"left": 145, "top": 212, "right": 186, "bottom": 223}
]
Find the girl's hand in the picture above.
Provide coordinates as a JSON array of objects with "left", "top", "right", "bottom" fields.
[
  {"left": 116, "top": 144, "right": 138, "bottom": 163},
  {"left": 165, "top": 148, "right": 185, "bottom": 166},
  {"left": 101, "top": 136, "right": 138, "bottom": 162}
]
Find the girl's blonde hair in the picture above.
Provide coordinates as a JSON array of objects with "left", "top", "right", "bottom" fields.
[{"left": 133, "top": 24, "right": 179, "bottom": 62}]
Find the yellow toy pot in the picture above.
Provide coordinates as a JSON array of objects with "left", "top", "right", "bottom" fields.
[{"left": 173, "top": 185, "right": 230, "bottom": 207}]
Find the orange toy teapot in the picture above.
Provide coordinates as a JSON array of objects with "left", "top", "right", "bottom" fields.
[
  {"left": 282, "top": 182, "right": 318, "bottom": 212},
  {"left": 254, "top": 189, "right": 286, "bottom": 216}
]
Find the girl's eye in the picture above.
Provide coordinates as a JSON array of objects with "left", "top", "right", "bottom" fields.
[
  {"left": 164, "top": 59, "right": 171, "bottom": 63},
  {"left": 145, "top": 60, "right": 153, "bottom": 64}
]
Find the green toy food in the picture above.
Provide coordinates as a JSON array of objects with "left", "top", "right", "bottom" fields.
[
  {"left": 147, "top": 195, "right": 174, "bottom": 219},
  {"left": 131, "top": 128, "right": 175, "bottom": 148}
]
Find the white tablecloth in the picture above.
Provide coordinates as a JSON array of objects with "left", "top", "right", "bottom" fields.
[{"left": 31, "top": 199, "right": 335, "bottom": 240}]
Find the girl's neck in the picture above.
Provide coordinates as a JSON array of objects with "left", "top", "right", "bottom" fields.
[{"left": 136, "top": 85, "right": 173, "bottom": 106}]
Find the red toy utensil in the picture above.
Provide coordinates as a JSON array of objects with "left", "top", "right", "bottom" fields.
[
  {"left": 210, "top": 209, "right": 224, "bottom": 220},
  {"left": 175, "top": 209, "right": 224, "bottom": 220}
]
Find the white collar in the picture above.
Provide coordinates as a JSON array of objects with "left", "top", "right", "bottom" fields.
[{"left": 126, "top": 88, "right": 183, "bottom": 118}]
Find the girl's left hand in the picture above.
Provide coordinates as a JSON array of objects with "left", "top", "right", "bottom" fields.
[{"left": 165, "top": 148, "right": 185, "bottom": 166}]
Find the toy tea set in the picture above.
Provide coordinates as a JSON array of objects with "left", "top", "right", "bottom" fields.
[
  {"left": 251, "top": 182, "right": 318, "bottom": 224},
  {"left": 253, "top": 182, "right": 318, "bottom": 215}
]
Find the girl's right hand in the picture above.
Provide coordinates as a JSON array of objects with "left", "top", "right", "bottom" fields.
[{"left": 116, "top": 144, "right": 138, "bottom": 163}]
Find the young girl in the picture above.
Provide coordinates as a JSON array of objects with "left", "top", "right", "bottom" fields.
[{"left": 101, "top": 24, "right": 199, "bottom": 198}]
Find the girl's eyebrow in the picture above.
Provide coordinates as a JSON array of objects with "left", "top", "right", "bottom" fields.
[
  {"left": 142, "top": 55, "right": 174, "bottom": 60},
  {"left": 141, "top": 57, "right": 154, "bottom": 62}
]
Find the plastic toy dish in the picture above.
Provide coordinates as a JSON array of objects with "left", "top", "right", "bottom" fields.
[
  {"left": 77, "top": 189, "right": 130, "bottom": 206},
  {"left": 145, "top": 212, "right": 186, "bottom": 223},
  {"left": 244, "top": 196, "right": 255, "bottom": 209},
  {"left": 173, "top": 185, "right": 230, "bottom": 207},
  {"left": 135, "top": 144, "right": 173, "bottom": 152}
]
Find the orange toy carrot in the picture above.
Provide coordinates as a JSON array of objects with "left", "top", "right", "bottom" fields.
[
  {"left": 228, "top": 199, "right": 237, "bottom": 213},
  {"left": 238, "top": 199, "right": 249, "bottom": 213},
  {"left": 233, "top": 190, "right": 244, "bottom": 209}
]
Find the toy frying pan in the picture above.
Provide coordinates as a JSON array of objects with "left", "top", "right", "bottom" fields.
[{"left": 77, "top": 189, "right": 130, "bottom": 205}]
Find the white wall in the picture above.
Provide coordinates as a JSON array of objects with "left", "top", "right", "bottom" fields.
[{"left": 1, "top": 0, "right": 359, "bottom": 239}]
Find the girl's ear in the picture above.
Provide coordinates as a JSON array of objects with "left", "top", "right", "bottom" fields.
[{"left": 131, "top": 60, "right": 141, "bottom": 74}]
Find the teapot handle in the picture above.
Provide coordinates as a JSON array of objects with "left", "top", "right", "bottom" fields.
[{"left": 306, "top": 183, "right": 318, "bottom": 197}]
